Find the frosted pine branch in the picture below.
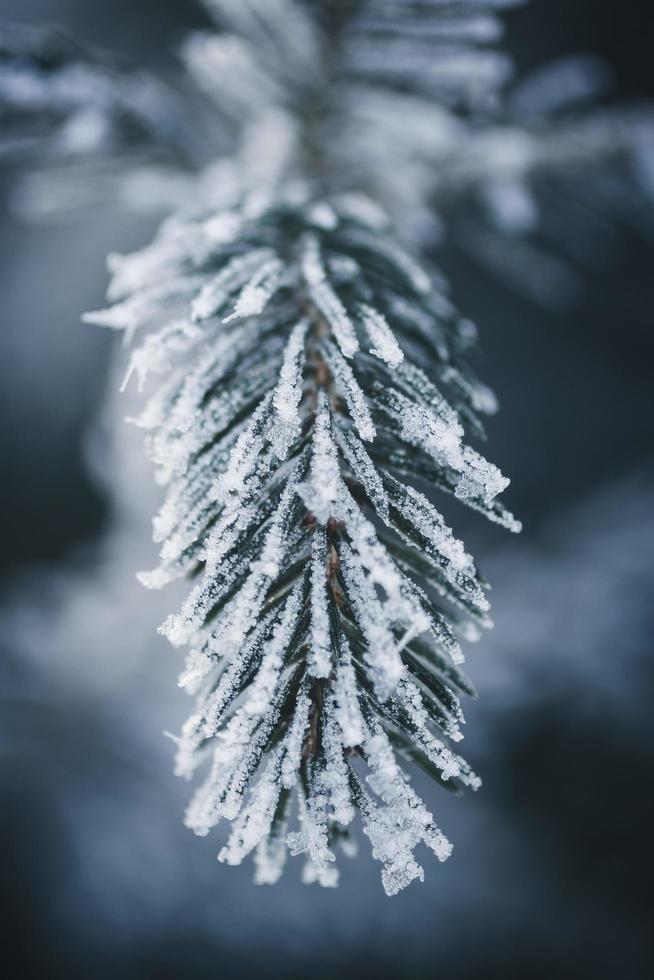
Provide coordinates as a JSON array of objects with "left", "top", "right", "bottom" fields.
[{"left": 89, "top": 188, "right": 519, "bottom": 893}]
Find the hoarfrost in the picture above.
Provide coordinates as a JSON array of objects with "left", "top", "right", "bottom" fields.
[
  {"left": 308, "top": 528, "right": 332, "bottom": 679},
  {"left": 301, "top": 234, "right": 360, "bottom": 359},
  {"left": 321, "top": 340, "right": 376, "bottom": 442},
  {"left": 223, "top": 256, "right": 285, "bottom": 323},
  {"left": 296, "top": 397, "right": 340, "bottom": 525},
  {"left": 191, "top": 249, "right": 277, "bottom": 322},
  {"left": 271, "top": 319, "right": 308, "bottom": 458},
  {"left": 359, "top": 303, "right": 404, "bottom": 368}
]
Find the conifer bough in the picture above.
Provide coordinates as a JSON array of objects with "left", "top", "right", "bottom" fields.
[{"left": 83, "top": 0, "right": 525, "bottom": 894}]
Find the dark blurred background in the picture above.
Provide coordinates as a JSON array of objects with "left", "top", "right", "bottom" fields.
[{"left": 1, "top": 2, "right": 653, "bottom": 979}]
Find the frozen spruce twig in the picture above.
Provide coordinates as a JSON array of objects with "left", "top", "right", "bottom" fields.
[{"left": 87, "top": 181, "right": 519, "bottom": 894}]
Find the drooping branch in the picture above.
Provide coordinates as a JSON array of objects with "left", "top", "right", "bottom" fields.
[{"left": 86, "top": 184, "right": 519, "bottom": 891}]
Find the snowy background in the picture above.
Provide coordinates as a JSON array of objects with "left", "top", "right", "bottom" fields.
[{"left": 1, "top": 2, "right": 653, "bottom": 979}]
